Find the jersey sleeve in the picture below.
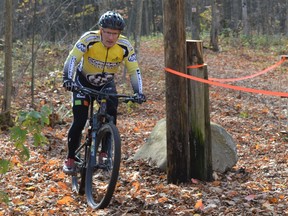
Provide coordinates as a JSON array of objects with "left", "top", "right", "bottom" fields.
[
  {"left": 129, "top": 68, "right": 143, "bottom": 94},
  {"left": 63, "top": 32, "right": 94, "bottom": 81},
  {"left": 122, "top": 40, "right": 143, "bottom": 94}
]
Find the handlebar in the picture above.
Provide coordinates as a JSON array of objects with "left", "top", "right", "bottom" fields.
[{"left": 74, "top": 86, "right": 145, "bottom": 104}]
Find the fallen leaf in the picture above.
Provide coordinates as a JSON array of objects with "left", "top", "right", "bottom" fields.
[
  {"left": 194, "top": 199, "right": 204, "bottom": 211},
  {"left": 132, "top": 181, "right": 141, "bottom": 191},
  {"left": 133, "top": 127, "right": 140, "bottom": 132},
  {"left": 262, "top": 201, "right": 274, "bottom": 211},
  {"left": 191, "top": 178, "right": 199, "bottom": 184},
  {"left": 227, "top": 190, "right": 238, "bottom": 198},
  {"left": 212, "top": 180, "right": 221, "bottom": 186},
  {"left": 50, "top": 186, "right": 58, "bottom": 193},
  {"left": 26, "top": 186, "right": 36, "bottom": 191},
  {"left": 158, "top": 197, "right": 168, "bottom": 203},
  {"left": 57, "top": 196, "right": 74, "bottom": 205},
  {"left": 57, "top": 181, "right": 68, "bottom": 190},
  {"left": 268, "top": 197, "right": 278, "bottom": 204},
  {"left": 245, "top": 194, "right": 256, "bottom": 201}
]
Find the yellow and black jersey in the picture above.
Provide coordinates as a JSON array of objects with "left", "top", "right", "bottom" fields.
[{"left": 63, "top": 30, "right": 142, "bottom": 93}]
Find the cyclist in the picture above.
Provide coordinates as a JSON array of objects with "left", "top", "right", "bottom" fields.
[{"left": 62, "top": 11, "right": 146, "bottom": 174}]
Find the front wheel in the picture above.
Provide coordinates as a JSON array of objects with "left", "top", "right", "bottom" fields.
[{"left": 85, "top": 122, "right": 121, "bottom": 209}]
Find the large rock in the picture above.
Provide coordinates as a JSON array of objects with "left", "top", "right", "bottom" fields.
[{"left": 133, "top": 118, "right": 238, "bottom": 173}]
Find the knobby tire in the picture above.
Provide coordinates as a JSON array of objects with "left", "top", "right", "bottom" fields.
[{"left": 85, "top": 122, "right": 121, "bottom": 209}]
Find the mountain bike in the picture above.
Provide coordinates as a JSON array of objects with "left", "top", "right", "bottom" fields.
[{"left": 70, "top": 86, "right": 145, "bottom": 209}]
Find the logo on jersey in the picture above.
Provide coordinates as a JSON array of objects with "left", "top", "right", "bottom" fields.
[
  {"left": 128, "top": 53, "right": 137, "bottom": 62},
  {"left": 67, "top": 56, "right": 77, "bottom": 79},
  {"left": 87, "top": 73, "right": 114, "bottom": 86},
  {"left": 88, "top": 57, "right": 119, "bottom": 69},
  {"left": 76, "top": 93, "right": 86, "bottom": 99},
  {"left": 136, "top": 69, "right": 143, "bottom": 92},
  {"left": 76, "top": 42, "right": 86, "bottom": 52},
  {"left": 88, "top": 57, "right": 104, "bottom": 69}
]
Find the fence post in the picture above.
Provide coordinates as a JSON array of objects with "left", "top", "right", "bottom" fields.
[{"left": 186, "top": 40, "right": 213, "bottom": 181}]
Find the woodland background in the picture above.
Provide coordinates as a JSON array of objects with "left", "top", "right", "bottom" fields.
[
  {"left": 0, "top": 0, "right": 288, "bottom": 215},
  {"left": 1, "top": 0, "right": 288, "bottom": 110},
  {"left": 1, "top": 0, "right": 288, "bottom": 44}
]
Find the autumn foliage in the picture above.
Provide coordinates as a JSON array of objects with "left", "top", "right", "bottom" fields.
[{"left": 0, "top": 37, "right": 288, "bottom": 215}]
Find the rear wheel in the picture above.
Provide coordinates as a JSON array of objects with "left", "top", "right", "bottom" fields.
[{"left": 85, "top": 122, "right": 121, "bottom": 209}]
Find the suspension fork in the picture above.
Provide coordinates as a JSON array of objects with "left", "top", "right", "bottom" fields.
[
  {"left": 99, "top": 98, "right": 107, "bottom": 119},
  {"left": 98, "top": 98, "right": 112, "bottom": 155},
  {"left": 99, "top": 97, "right": 115, "bottom": 124},
  {"left": 89, "top": 99, "right": 100, "bottom": 167}
]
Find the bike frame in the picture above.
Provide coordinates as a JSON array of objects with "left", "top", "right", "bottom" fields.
[
  {"left": 74, "top": 95, "right": 110, "bottom": 168},
  {"left": 71, "top": 86, "right": 144, "bottom": 208}
]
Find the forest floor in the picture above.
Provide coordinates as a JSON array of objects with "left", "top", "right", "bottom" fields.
[{"left": 0, "top": 37, "right": 288, "bottom": 215}]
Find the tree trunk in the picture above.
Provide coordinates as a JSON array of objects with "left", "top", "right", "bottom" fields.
[
  {"left": 163, "top": 0, "right": 188, "bottom": 184},
  {"left": 142, "top": 0, "right": 149, "bottom": 36},
  {"left": 255, "top": 0, "right": 264, "bottom": 35},
  {"left": 3, "top": 0, "right": 13, "bottom": 113},
  {"left": 126, "top": 1, "right": 136, "bottom": 38},
  {"left": 210, "top": 0, "right": 220, "bottom": 51},
  {"left": 134, "top": 0, "right": 144, "bottom": 56},
  {"left": 231, "top": 0, "right": 240, "bottom": 36},
  {"left": 81, "top": 0, "right": 86, "bottom": 33},
  {"left": 30, "top": 0, "right": 37, "bottom": 108},
  {"left": 190, "top": 0, "right": 200, "bottom": 40},
  {"left": 285, "top": 3, "right": 288, "bottom": 36},
  {"left": 242, "top": 0, "right": 249, "bottom": 35}
]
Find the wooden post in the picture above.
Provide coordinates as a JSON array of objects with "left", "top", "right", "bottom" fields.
[
  {"left": 163, "top": 0, "right": 188, "bottom": 184},
  {"left": 186, "top": 40, "right": 213, "bottom": 181}
]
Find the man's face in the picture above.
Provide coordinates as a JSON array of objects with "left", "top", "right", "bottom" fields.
[{"left": 100, "top": 28, "right": 120, "bottom": 48}]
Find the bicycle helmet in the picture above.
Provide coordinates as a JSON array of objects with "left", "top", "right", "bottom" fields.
[{"left": 98, "top": 11, "right": 125, "bottom": 30}]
